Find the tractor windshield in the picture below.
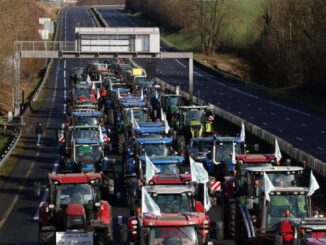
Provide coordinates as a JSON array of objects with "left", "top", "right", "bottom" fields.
[
  {"left": 149, "top": 226, "right": 198, "bottom": 245},
  {"left": 75, "top": 144, "right": 101, "bottom": 164},
  {"left": 258, "top": 173, "right": 297, "bottom": 187},
  {"left": 215, "top": 142, "right": 241, "bottom": 162},
  {"left": 56, "top": 184, "right": 94, "bottom": 207},
  {"left": 72, "top": 129, "right": 99, "bottom": 140},
  {"left": 74, "top": 117, "right": 99, "bottom": 127},
  {"left": 183, "top": 110, "right": 203, "bottom": 125},
  {"left": 155, "top": 163, "right": 179, "bottom": 174},
  {"left": 127, "top": 109, "right": 147, "bottom": 123},
  {"left": 190, "top": 140, "right": 212, "bottom": 152},
  {"left": 267, "top": 194, "right": 308, "bottom": 229},
  {"left": 142, "top": 144, "right": 170, "bottom": 157},
  {"left": 153, "top": 193, "right": 192, "bottom": 213}
]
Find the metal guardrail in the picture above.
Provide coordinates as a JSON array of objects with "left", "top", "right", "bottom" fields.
[{"left": 0, "top": 125, "right": 21, "bottom": 168}]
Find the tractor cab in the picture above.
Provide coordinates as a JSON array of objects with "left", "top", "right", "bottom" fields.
[
  {"left": 70, "top": 111, "right": 102, "bottom": 127},
  {"left": 128, "top": 212, "right": 210, "bottom": 245},
  {"left": 144, "top": 185, "right": 204, "bottom": 214},
  {"left": 161, "top": 94, "right": 188, "bottom": 120},
  {"left": 39, "top": 173, "right": 113, "bottom": 244}
]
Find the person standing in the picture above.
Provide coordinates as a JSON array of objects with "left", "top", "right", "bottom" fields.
[{"left": 35, "top": 122, "right": 43, "bottom": 146}]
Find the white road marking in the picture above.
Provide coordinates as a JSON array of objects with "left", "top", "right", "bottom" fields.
[
  {"left": 33, "top": 189, "right": 49, "bottom": 220},
  {"left": 63, "top": 70, "right": 66, "bottom": 78},
  {"left": 232, "top": 88, "right": 259, "bottom": 99},
  {"left": 64, "top": 78, "right": 66, "bottom": 88},
  {"left": 301, "top": 123, "right": 307, "bottom": 127},
  {"left": 262, "top": 122, "right": 268, "bottom": 125},
  {"left": 64, "top": 90, "right": 67, "bottom": 99},
  {"left": 249, "top": 116, "right": 255, "bottom": 120},
  {"left": 194, "top": 71, "right": 203, "bottom": 77},
  {"left": 285, "top": 117, "right": 290, "bottom": 121},
  {"left": 64, "top": 60, "right": 66, "bottom": 69},
  {"left": 296, "top": 137, "right": 303, "bottom": 141},
  {"left": 317, "top": 146, "right": 325, "bottom": 151},
  {"left": 321, "top": 131, "right": 326, "bottom": 134},
  {"left": 269, "top": 101, "right": 311, "bottom": 117},
  {"left": 175, "top": 59, "right": 186, "bottom": 68},
  {"left": 278, "top": 129, "right": 284, "bottom": 132},
  {"left": 207, "top": 78, "right": 227, "bottom": 87}
]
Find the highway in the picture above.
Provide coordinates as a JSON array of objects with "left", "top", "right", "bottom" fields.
[
  {"left": 97, "top": 7, "right": 326, "bottom": 164},
  {"left": 0, "top": 7, "right": 128, "bottom": 244}
]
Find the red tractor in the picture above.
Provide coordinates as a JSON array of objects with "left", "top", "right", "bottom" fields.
[
  {"left": 38, "top": 173, "right": 113, "bottom": 244},
  {"left": 128, "top": 212, "right": 211, "bottom": 244},
  {"left": 222, "top": 153, "right": 276, "bottom": 239}
]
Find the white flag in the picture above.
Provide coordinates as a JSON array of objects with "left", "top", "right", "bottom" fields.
[
  {"left": 160, "top": 108, "right": 165, "bottom": 122},
  {"left": 130, "top": 109, "right": 139, "bottom": 129},
  {"left": 142, "top": 187, "right": 161, "bottom": 216},
  {"left": 275, "top": 139, "right": 282, "bottom": 162},
  {"left": 240, "top": 122, "right": 245, "bottom": 142},
  {"left": 99, "top": 126, "right": 104, "bottom": 143},
  {"left": 87, "top": 75, "right": 91, "bottom": 84},
  {"left": 140, "top": 88, "right": 144, "bottom": 100},
  {"left": 163, "top": 112, "right": 170, "bottom": 134},
  {"left": 117, "top": 88, "right": 121, "bottom": 99},
  {"left": 99, "top": 75, "right": 102, "bottom": 83},
  {"left": 96, "top": 89, "right": 100, "bottom": 100},
  {"left": 232, "top": 143, "right": 236, "bottom": 164},
  {"left": 308, "top": 171, "right": 320, "bottom": 196},
  {"left": 262, "top": 172, "right": 275, "bottom": 201},
  {"left": 204, "top": 184, "right": 212, "bottom": 211},
  {"left": 145, "top": 153, "right": 160, "bottom": 184},
  {"left": 92, "top": 82, "right": 96, "bottom": 90},
  {"left": 190, "top": 156, "right": 209, "bottom": 183},
  {"left": 155, "top": 90, "right": 158, "bottom": 99}
]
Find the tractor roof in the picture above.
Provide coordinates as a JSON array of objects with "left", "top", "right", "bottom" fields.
[
  {"left": 142, "top": 212, "right": 207, "bottom": 227},
  {"left": 140, "top": 155, "right": 185, "bottom": 165},
  {"left": 237, "top": 154, "right": 276, "bottom": 163},
  {"left": 75, "top": 138, "right": 100, "bottom": 145},
  {"left": 178, "top": 105, "right": 207, "bottom": 110},
  {"left": 49, "top": 173, "right": 102, "bottom": 184},
  {"left": 246, "top": 166, "right": 304, "bottom": 174},
  {"left": 134, "top": 127, "right": 165, "bottom": 134},
  {"left": 68, "top": 125, "right": 99, "bottom": 130},
  {"left": 191, "top": 136, "right": 242, "bottom": 143},
  {"left": 150, "top": 174, "right": 192, "bottom": 185},
  {"left": 72, "top": 111, "right": 102, "bottom": 117},
  {"left": 145, "top": 184, "right": 195, "bottom": 194},
  {"left": 136, "top": 137, "right": 172, "bottom": 144},
  {"left": 269, "top": 186, "right": 308, "bottom": 194}
]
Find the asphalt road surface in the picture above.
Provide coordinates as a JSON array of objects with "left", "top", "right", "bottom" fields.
[{"left": 97, "top": 6, "right": 326, "bottom": 163}]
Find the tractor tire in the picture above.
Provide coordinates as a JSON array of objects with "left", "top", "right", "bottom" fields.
[
  {"left": 229, "top": 202, "right": 236, "bottom": 239},
  {"left": 97, "top": 227, "right": 113, "bottom": 245},
  {"left": 117, "top": 133, "right": 125, "bottom": 154},
  {"left": 39, "top": 230, "right": 55, "bottom": 245},
  {"left": 107, "top": 108, "right": 115, "bottom": 126},
  {"left": 177, "top": 135, "right": 186, "bottom": 153}
]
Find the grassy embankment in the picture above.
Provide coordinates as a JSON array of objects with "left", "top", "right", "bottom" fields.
[{"left": 126, "top": 0, "right": 326, "bottom": 112}]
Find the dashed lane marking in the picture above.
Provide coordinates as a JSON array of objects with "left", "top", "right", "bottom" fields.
[
  {"left": 194, "top": 71, "right": 204, "bottom": 77},
  {"left": 231, "top": 88, "right": 259, "bottom": 99},
  {"left": 317, "top": 146, "right": 325, "bottom": 151},
  {"left": 296, "top": 137, "right": 303, "bottom": 141},
  {"left": 269, "top": 101, "right": 311, "bottom": 117},
  {"left": 175, "top": 59, "right": 186, "bottom": 68}
]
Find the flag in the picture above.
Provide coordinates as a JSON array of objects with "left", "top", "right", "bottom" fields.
[
  {"left": 204, "top": 184, "right": 212, "bottom": 211},
  {"left": 240, "top": 122, "right": 245, "bottom": 142},
  {"left": 92, "top": 82, "right": 96, "bottom": 90},
  {"left": 262, "top": 172, "right": 275, "bottom": 201},
  {"left": 163, "top": 112, "right": 170, "bottom": 134},
  {"left": 275, "top": 139, "right": 282, "bottom": 162},
  {"left": 117, "top": 88, "right": 121, "bottom": 99},
  {"left": 190, "top": 156, "right": 209, "bottom": 183},
  {"left": 87, "top": 75, "right": 91, "bottom": 84},
  {"left": 160, "top": 108, "right": 165, "bottom": 122},
  {"left": 140, "top": 89, "right": 144, "bottom": 100},
  {"left": 98, "top": 126, "right": 104, "bottom": 143},
  {"left": 130, "top": 109, "right": 139, "bottom": 129},
  {"left": 232, "top": 143, "right": 236, "bottom": 164},
  {"left": 145, "top": 153, "right": 160, "bottom": 184},
  {"left": 308, "top": 171, "right": 320, "bottom": 196},
  {"left": 96, "top": 89, "right": 100, "bottom": 99},
  {"left": 99, "top": 75, "right": 102, "bottom": 83},
  {"left": 142, "top": 187, "right": 161, "bottom": 216},
  {"left": 155, "top": 90, "right": 158, "bottom": 99}
]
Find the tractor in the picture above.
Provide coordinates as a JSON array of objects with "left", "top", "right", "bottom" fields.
[{"left": 38, "top": 173, "right": 113, "bottom": 244}]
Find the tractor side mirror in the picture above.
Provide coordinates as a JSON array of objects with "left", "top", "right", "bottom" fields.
[{"left": 195, "top": 201, "right": 205, "bottom": 213}]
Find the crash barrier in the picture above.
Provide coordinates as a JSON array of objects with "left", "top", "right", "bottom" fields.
[
  {"left": 155, "top": 77, "right": 326, "bottom": 177},
  {"left": 89, "top": 7, "right": 108, "bottom": 27},
  {"left": 0, "top": 125, "right": 21, "bottom": 168}
]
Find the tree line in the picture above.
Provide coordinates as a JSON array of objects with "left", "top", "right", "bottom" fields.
[
  {"left": 126, "top": 0, "right": 326, "bottom": 93},
  {"left": 0, "top": 0, "right": 52, "bottom": 114}
]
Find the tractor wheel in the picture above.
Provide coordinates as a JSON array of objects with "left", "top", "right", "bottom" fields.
[
  {"left": 39, "top": 230, "right": 55, "bottom": 245},
  {"left": 117, "top": 133, "right": 125, "bottom": 154},
  {"left": 177, "top": 135, "right": 186, "bottom": 153},
  {"left": 97, "top": 227, "right": 113, "bottom": 245},
  {"left": 229, "top": 202, "right": 236, "bottom": 239},
  {"left": 107, "top": 108, "right": 115, "bottom": 126}
]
